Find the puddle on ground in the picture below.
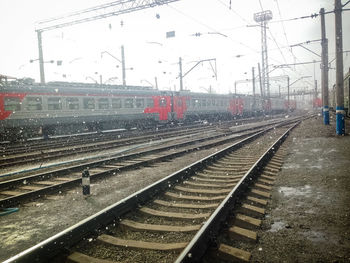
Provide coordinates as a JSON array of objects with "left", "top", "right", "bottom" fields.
[
  {"left": 278, "top": 185, "right": 312, "bottom": 197},
  {"left": 302, "top": 231, "right": 327, "bottom": 243},
  {"left": 311, "top": 149, "right": 322, "bottom": 153},
  {"left": 268, "top": 220, "right": 287, "bottom": 232},
  {"left": 282, "top": 163, "right": 300, "bottom": 169}
]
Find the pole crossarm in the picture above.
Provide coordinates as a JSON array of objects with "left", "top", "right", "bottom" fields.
[
  {"left": 181, "top": 58, "right": 217, "bottom": 79},
  {"left": 36, "top": 0, "right": 180, "bottom": 32},
  {"left": 291, "top": 43, "right": 321, "bottom": 57}
]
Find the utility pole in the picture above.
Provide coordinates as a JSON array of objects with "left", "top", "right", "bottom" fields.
[
  {"left": 179, "top": 57, "right": 183, "bottom": 91},
  {"left": 254, "top": 10, "right": 273, "bottom": 101},
  {"left": 334, "top": 0, "right": 345, "bottom": 135},
  {"left": 121, "top": 45, "right": 126, "bottom": 86},
  {"left": 287, "top": 76, "right": 290, "bottom": 112},
  {"left": 36, "top": 31, "right": 45, "bottom": 84},
  {"left": 320, "top": 8, "right": 330, "bottom": 124},
  {"left": 314, "top": 79, "right": 318, "bottom": 108},
  {"left": 258, "top": 63, "right": 263, "bottom": 97},
  {"left": 155, "top": 77, "right": 158, "bottom": 90},
  {"left": 252, "top": 67, "right": 256, "bottom": 112}
]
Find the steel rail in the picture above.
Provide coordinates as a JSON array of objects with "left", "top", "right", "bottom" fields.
[
  {"left": 0, "top": 117, "right": 303, "bottom": 208},
  {"left": 0, "top": 124, "right": 267, "bottom": 208},
  {"left": 3, "top": 121, "right": 282, "bottom": 263},
  {"left": 175, "top": 121, "right": 300, "bottom": 262}
]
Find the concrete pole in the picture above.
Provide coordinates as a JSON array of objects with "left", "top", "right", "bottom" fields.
[
  {"left": 287, "top": 76, "right": 290, "bottom": 112},
  {"left": 252, "top": 67, "right": 256, "bottom": 112},
  {"left": 121, "top": 45, "right": 126, "bottom": 86},
  {"left": 320, "top": 8, "right": 330, "bottom": 124},
  {"left": 37, "top": 30, "right": 45, "bottom": 84},
  {"left": 179, "top": 57, "right": 183, "bottom": 91},
  {"left": 334, "top": 0, "right": 345, "bottom": 135},
  {"left": 155, "top": 76, "right": 158, "bottom": 90},
  {"left": 258, "top": 63, "right": 263, "bottom": 97}
]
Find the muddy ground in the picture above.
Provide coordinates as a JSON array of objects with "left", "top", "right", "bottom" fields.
[{"left": 251, "top": 115, "right": 350, "bottom": 262}]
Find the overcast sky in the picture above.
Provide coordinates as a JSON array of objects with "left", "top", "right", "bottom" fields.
[{"left": 0, "top": 0, "right": 349, "bottom": 95}]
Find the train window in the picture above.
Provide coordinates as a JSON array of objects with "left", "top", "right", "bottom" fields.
[
  {"left": 207, "top": 100, "right": 211, "bottom": 107},
  {"left": 212, "top": 99, "right": 215, "bottom": 106},
  {"left": 67, "top": 98, "right": 79, "bottom": 110},
  {"left": 4, "top": 97, "right": 21, "bottom": 111},
  {"left": 125, "top": 98, "right": 134, "bottom": 108},
  {"left": 177, "top": 99, "right": 182, "bottom": 107},
  {"left": 159, "top": 98, "right": 167, "bottom": 107},
  {"left": 83, "top": 98, "right": 95, "bottom": 109},
  {"left": 186, "top": 98, "right": 190, "bottom": 108},
  {"left": 136, "top": 98, "right": 144, "bottom": 108},
  {"left": 26, "top": 97, "right": 42, "bottom": 111},
  {"left": 202, "top": 99, "right": 206, "bottom": 107},
  {"left": 98, "top": 98, "right": 109, "bottom": 109},
  {"left": 146, "top": 98, "right": 154, "bottom": 107},
  {"left": 48, "top": 97, "right": 62, "bottom": 110},
  {"left": 112, "top": 98, "right": 122, "bottom": 109},
  {"left": 192, "top": 99, "right": 199, "bottom": 107}
]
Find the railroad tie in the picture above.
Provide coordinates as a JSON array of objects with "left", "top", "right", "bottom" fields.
[
  {"left": 0, "top": 190, "right": 24, "bottom": 196},
  {"left": 97, "top": 234, "right": 187, "bottom": 251},
  {"left": 174, "top": 185, "right": 231, "bottom": 195},
  {"left": 153, "top": 199, "right": 219, "bottom": 209},
  {"left": 191, "top": 176, "right": 240, "bottom": 183},
  {"left": 139, "top": 207, "right": 210, "bottom": 220},
  {"left": 215, "top": 244, "right": 251, "bottom": 262},
  {"left": 184, "top": 180, "right": 236, "bottom": 188},
  {"left": 119, "top": 219, "right": 201, "bottom": 233},
  {"left": 234, "top": 213, "right": 262, "bottom": 230},
  {"left": 246, "top": 196, "right": 268, "bottom": 207},
  {"left": 67, "top": 252, "right": 115, "bottom": 263},
  {"left": 229, "top": 225, "right": 257, "bottom": 242},
  {"left": 239, "top": 203, "right": 265, "bottom": 218},
  {"left": 250, "top": 189, "right": 271, "bottom": 199},
  {"left": 19, "top": 185, "right": 42, "bottom": 191},
  {"left": 35, "top": 180, "right": 59, "bottom": 186},
  {"left": 165, "top": 192, "right": 226, "bottom": 201},
  {"left": 260, "top": 174, "right": 275, "bottom": 181},
  {"left": 254, "top": 183, "right": 273, "bottom": 192},
  {"left": 257, "top": 178, "right": 274, "bottom": 186}
]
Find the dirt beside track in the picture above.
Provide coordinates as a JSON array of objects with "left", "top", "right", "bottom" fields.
[{"left": 251, "top": 115, "right": 350, "bottom": 262}]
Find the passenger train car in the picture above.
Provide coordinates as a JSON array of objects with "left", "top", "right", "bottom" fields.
[{"left": 0, "top": 81, "right": 296, "bottom": 141}]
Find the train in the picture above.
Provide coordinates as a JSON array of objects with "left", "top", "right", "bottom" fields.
[{"left": 0, "top": 80, "right": 296, "bottom": 141}]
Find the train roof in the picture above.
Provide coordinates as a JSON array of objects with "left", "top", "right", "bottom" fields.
[{"left": 0, "top": 81, "right": 164, "bottom": 96}]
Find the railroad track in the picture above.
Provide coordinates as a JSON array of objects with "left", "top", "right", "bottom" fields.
[
  {"left": 0, "top": 115, "right": 285, "bottom": 167},
  {"left": 3, "top": 118, "right": 300, "bottom": 263},
  {"left": 0, "top": 124, "right": 219, "bottom": 169},
  {"left": 0, "top": 118, "right": 278, "bottom": 207},
  {"left": 0, "top": 118, "right": 296, "bottom": 208}
]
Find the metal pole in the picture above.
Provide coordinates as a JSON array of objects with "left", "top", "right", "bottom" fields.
[
  {"left": 37, "top": 30, "right": 45, "bottom": 84},
  {"left": 82, "top": 169, "right": 90, "bottom": 196},
  {"left": 287, "top": 76, "right": 290, "bottom": 112},
  {"left": 234, "top": 81, "right": 237, "bottom": 94},
  {"left": 179, "top": 57, "right": 183, "bottom": 91},
  {"left": 320, "top": 8, "right": 330, "bottom": 124},
  {"left": 314, "top": 79, "right": 318, "bottom": 108},
  {"left": 334, "top": 0, "right": 345, "bottom": 135},
  {"left": 155, "top": 76, "right": 158, "bottom": 90},
  {"left": 252, "top": 67, "right": 256, "bottom": 112},
  {"left": 121, "top": 45, "right": 126, "bottom": 86},
  {"left": 258, "top": 63, "right": 263, "bottom": 97}
]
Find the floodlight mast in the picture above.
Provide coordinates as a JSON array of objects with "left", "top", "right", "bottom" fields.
[
  {"left": 254, "top": 10, "right": 273, "bottom": 101},
  {"left": 35, "top": 0, "right": 180, "bottom": 84}
]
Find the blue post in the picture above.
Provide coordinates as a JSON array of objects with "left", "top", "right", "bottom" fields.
[
  {"left": 336, "top": 106, "right": 345, "bottom": 135},
  {"left": 82, "top": 169, "right": 90, "bottom": 195},
  {"left": 323, "top": 106, "right": 330, "bottom": 125}
]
